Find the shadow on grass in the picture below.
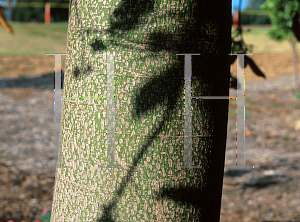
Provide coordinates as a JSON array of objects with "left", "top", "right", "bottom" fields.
[{"left": 0, "top": 72, "right": 63, "bottom": 89}]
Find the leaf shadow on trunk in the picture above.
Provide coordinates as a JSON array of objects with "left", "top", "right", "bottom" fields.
[
  {"left": 68, "top": 0, "right": 155, "bottom": 84},
  {"left": 68, "top": 1, "right": 109, "bottom": 79},
  {"left": 95, "top": 19, "right": 219, "bottom": 222},
  {"left": 106, "top": 0, "right": 154, "bottom": 33},
  {"left": 96, "top": 61, "right": 186, "bottom": 222},
  {"left": 66, "top": 0, "right": 229, "bottom": 221},
  {"left": 71, "top": 36, "right": 107, "bottom": 78}
]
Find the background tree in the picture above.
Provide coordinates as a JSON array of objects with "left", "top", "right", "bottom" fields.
[
  {"left": 241, "top": 0, "right": 271, "bottom": 25},
  {"left": 50, "top": 0, "right": 231, "bottom": 221},
  {"left": 245, "top": 0, "right": 267, "bottom": 10},
  {"left": 12, "top": 0, "right": 69, "bottom": 22},
  {"left": 261, "top": 0, "right": 300, "bottom": 89}
]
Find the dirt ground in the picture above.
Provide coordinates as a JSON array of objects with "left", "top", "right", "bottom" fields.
[
  {"left": 0, "top": 53, "right": 299, "bottom": 221},
  {"left": 0, "top": 51, "right": 300, "bottom": 81}
]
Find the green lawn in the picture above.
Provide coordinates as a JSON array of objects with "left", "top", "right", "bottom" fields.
[
  {"left": 1, "top": 22, "right": 300, "bottom": 56},
  {"left": 0, "top": 22, "right": 69, "bottom": 56},
  {"left": 232, "top": 27, "right": 300, "bottom": 54}
]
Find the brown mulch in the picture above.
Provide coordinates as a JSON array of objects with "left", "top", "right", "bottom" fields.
[
  {"left": 223, "top": 87, "right": 300, "bottom": 222},
  {"left": 0, "top": 54, "right": 300, "bottom": 222},
  {"left": 0, "top": 87, "right": 55, "bottom": 222}
]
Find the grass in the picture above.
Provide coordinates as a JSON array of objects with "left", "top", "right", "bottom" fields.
[
  {"left": 245, "top": 97, "right": 256, "bottom": 105},
  {"left": 0, "top": 22, "right": 69, "bottom": 56},
  {"left": 238, "top": 28, "right": 300, "bottom": 54},
  {"left": 280, "top": 135, "right": 291, "bottom": 141},
  {"left": 233, "top": 26, "right": 300, "bottom": 54},
  {"left": 1, "top": 22, "right": 300, "bottom": 56}
]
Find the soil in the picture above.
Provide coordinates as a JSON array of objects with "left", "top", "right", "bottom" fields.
[{"left": 0, "top": 54, "right": 299, "bottom": 222}]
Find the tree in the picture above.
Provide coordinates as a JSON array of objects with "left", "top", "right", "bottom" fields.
[
  {"left": 50, "top": 0, "right": 232, "bottom": 221},
  {"left": 242, "top": 0, "right": 271, "bottom": 25},
  {"left": 261, "top": 0, "right": 300, "bottom": 89},
  {"left": 12, "top": 0, "right": 69, "bottom": 22},
  {"left": 245, "top": 0, "right": 267, "bottom": 10}
]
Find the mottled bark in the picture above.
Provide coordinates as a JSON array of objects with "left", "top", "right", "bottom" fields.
[{"left": 51, "top": 0, "right": 231, "bottom": 221}]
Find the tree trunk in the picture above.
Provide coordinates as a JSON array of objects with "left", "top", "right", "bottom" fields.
[
  {"left": 292, "top": 35, "right": 299, "bottom": 90},
  {"left": 51, "top": 0, "right": 231, "bottom": 221}
]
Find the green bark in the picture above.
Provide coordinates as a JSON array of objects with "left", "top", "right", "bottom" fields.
[{"left": 51, "top": 0, "right": 231, "bottom": 221}]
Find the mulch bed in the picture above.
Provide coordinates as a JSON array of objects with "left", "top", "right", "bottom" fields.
[{"left": 0, "top": 54, "right": 300, "bottom": 221}]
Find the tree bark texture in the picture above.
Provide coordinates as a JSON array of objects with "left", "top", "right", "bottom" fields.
[{"left": 51, "top": 0, "right": 232, "bottom": 221}]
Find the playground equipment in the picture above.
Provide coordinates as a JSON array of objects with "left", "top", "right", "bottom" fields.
[{"left": 0, "top": 5, "right": 13, "bottom": 34}]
